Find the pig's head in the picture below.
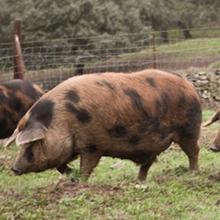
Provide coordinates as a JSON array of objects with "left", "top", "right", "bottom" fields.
[
  {"left": 7, "top": 121, "right": 48, "bottom": 175},
  {"left": 203, "top": 109, "right": 220, "bottom": 152},
  {"left": 5, "top": 99, "right": 74, "bottom": 175}
]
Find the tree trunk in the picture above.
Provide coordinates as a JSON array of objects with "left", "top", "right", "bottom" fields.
[{"left": 177, "top": 21, "right": 192, "bottom": 39}]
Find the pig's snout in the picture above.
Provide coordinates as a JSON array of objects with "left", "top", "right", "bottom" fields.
[{"left": 11, "top": 166, "right": 23, "bottom": 175}]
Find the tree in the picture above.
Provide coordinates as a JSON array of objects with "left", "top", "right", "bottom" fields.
[
  {"left": 0, "top": 0, "right": 220, "bottom": 43},
  {"left": 139, "top": 0, "right": 178, "bottom": 42}
]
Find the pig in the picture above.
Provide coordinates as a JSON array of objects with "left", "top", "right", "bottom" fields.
[
  {"left": 203, "top": 110, "right": 220, "bottom": 152},
  {"left": 5, "top": 69, "right": 202, "bottom": 182},
  {"left": 0, "top": 79, "right": 44, "bottom": 139}
]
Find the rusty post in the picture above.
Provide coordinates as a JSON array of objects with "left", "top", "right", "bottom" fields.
[
  {"left": 13, "top": 20, "right": 25, "bottom": 79},
  {"left": 152, "top": 33, "right": 157, "bottom": 69}
]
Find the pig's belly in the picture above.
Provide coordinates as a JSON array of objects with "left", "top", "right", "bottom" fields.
[{"left": 102, "top": 134, "right": 173, "bottom": 164}]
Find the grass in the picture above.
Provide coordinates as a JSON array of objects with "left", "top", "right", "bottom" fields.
[
  {"left": 114, "top": 38, "right": 220, "bottom": 62},
  {"left": 1, "top": 110, "right": 220, "bottom": 220},
  {"left": 89, "top": 37, "right": 220, "bottom": 71}
]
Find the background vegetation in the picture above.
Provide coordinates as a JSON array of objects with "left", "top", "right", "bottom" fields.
[
  {"left": 1, "top": 0, "right": 220, "bottom": 42},
  {"left": 1, "top": 1, "right": 220, "bottom": 75},
  {"left": 1, "top": 0, "right": 220, "bottom": 74}
]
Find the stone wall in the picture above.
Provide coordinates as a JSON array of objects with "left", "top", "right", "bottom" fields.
[{"left": 183, "top": 68, "right": 220, "bottom": 105}]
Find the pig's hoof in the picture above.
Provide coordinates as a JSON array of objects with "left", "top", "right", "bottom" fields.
[
  {"left": 136, "top": 177, "right": 147, "bottom": 184},
  {"left": 134, "top": 183, "right": 148, "bottom": 191}
]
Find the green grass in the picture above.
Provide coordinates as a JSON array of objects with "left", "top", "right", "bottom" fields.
[
  {"left": 114, "top": 38, "right": 220, "bottom": 63},
  {"left": 1, "top": 110, "right": 220, "bottom": 220}
]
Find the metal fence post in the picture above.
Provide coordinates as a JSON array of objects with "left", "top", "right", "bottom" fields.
[
  {"left": 152, "top": 33, "right": 157, "bottom": 69},
  {"left": 13, "top": 19, "right": 25, "bottom": 79}
]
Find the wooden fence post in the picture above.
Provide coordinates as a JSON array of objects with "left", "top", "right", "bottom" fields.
[
  {"left": 152, "top": 33, "right": 157, "bottom": 69},
  {"left": 13, "top": 19, "right": 25, "bottom": 79}
]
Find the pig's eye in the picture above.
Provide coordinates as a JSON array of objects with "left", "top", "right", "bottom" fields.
[{"left": 25, "top": 145, "right": 34, "bottom": 162}]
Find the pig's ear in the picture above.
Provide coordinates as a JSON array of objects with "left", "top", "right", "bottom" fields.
[
  {"left": 4, "top": 128, "right": 19, "bottom": 148},
  {"left": 203, "top": 110, "right": 220, "bottom": 127},
  {"left": 16, "top": 123, "right": 46, "bottom": 146}
]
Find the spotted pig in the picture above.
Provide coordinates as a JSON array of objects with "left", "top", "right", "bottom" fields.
[
  {"left": 0, "top": 79, "right": 43, "bottom": 139},
  {"left": 203, "top": 109, "right": 220, "bottom": 152},
  {"left": 6, "top": 69, "right": 202, "bottom": 182}
]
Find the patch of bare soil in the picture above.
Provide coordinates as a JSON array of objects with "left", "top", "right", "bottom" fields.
[
  {"left": 209, "top": 173, "right": 220, "bottom": 181},
  {"left": 154, "top": 174, "right": 175, "bottom": 184},
  {"left": 37, "top": 179, "right": 122, "bottom": 201},
  {"left": 0, "top": 189, "right": 24, "bottom": 201},
  {"left": 199, "top": 127, "right": 217, "bottom": 148}
]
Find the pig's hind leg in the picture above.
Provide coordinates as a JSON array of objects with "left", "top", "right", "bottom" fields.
[{"left": 178, "top": 138, "right": 199, "bottom": 171}]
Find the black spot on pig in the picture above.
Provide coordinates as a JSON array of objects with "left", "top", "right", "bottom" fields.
[
  {"left": 65, "top": 103, "right": 91, "bottom": 124},
  {"left": 30, "top": 100, "right": 54, "bottom": 128},
  {"left": 187, "top": 98, "right": 201, "bottom": 121},
  {"left": 124, "top": 88, "right": 149, "bottom": 119},
  {"left": 173, "top": 98, "right": 201, "bottom": 139},
  {"left": 155, "top": 92, "right": 170, "bottom": 119},
  {"left": 172, "top": 124, "right": 188, "bottom": 139},
  {"left": 108, "top": 125, "right": 127, "bottom": 137},
  {"left": 25, "top": 145, "right": 34, "bottom": 162},
  {"left": 96, "top": 80, "right": 115, "bottom": 91},
  {"left": 184, "top": 98, "right": 201, "bottom": 136},
  {"left": 65, "top": 90, "right": 80, "bottom": 103},
  {"left": 146, "top": 77, "right": 156, "bottom": 88},
  {"left": 178, "top": 92, "right": 187, "bottom": 109},
  {"left": 124, "top": 89, "right": 143, "bottom": 109},
  {"left": 128, "top": 135, "right": 141, "bottom": 146}
]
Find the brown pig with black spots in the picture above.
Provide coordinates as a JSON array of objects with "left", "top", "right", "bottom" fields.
[{"left": 6, "top": 69, "right": 202, "bottom": 183}]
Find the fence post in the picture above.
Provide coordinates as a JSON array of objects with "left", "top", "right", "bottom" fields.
[
  {"left": 13, "top": 19, "right": 25, "bottom": 79},
  {"left": 152, "top": 33, "right": 157, "bottom": 69}
]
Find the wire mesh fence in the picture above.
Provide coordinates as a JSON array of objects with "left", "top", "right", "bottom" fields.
[{"left": 1, "top": 26, "right": 220, "bottom": 91}]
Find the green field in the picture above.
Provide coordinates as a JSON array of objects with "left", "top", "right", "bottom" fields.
[
  {"left": 117, "top": 37, "right": 220, "bottom": 60},
  {"left": 1, "top": 110, "right": 220, "bottom": 220},
  {"left": 88, "top": 37, "right": 220, "bottom": 73}
]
